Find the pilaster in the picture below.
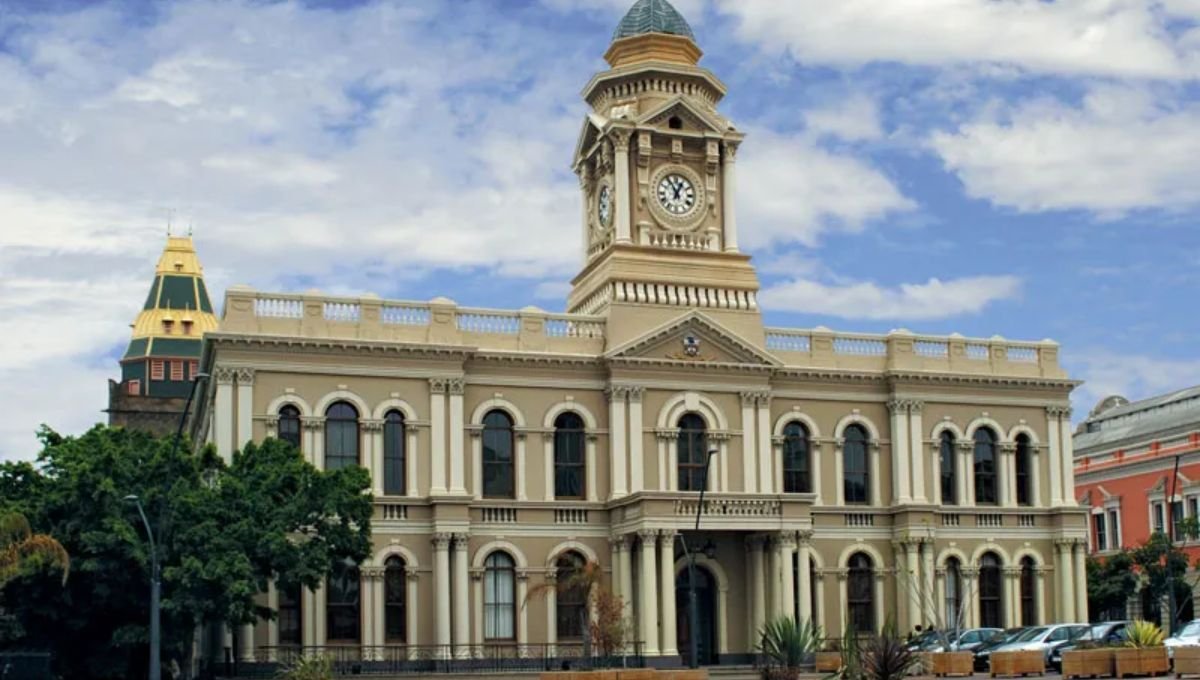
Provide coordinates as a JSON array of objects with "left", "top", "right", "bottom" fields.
[{"left": 429, "top": 379, "right": 448, "bottom": 495}]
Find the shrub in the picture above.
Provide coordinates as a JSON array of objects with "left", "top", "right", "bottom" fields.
[
  {"left": 757, "top": 616, "right": 822, "bottom": 675},
  {"left": 858, "top": 624, "right": 917, "bottom": 680},
  {"left": 277, "top": 654, "right": 333, "bottom": 680},
  {"left": 1124, "top": 620, "right": 1165, "bottom": 648}
]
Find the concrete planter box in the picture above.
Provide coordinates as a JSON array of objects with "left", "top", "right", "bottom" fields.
[
  {"left": 990, "top": 650, "right": 1046, "bottom": 677},
  {"left": 815, "top": 652, "right": 843, "bottom": 672},
  {"left": 1175, "top": 646, "right": 1200, "bottom": 678},
  {"left": 1063, "top": 648, "right": 1116, "bottom": 679},
  {"left": 1114, "top": 648, "right": 1169, "bottom": 679}
]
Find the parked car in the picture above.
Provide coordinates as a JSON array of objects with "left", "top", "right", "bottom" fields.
[
  {"left": 907, "top": 629, "right": 950, "bottom": 651},
  {"left": 980, "top": 624, "right": 1089, "bottom": 670},
  {"left": 952, "top": 628, "right": 1005, "bottom": 653},
  {"left": 1049, "top": 621, "right": 1130, "bottom": 670},
  {"left": 974, "top": 627, "right": 1028, "bottom": 671},
  {"left": 1165, "top": 619, "right": 1200, "bottom": 659}
]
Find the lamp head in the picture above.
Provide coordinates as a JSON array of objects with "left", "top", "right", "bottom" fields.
[{"left": 123, "top": 494, "right": 139, "bottom": 502}]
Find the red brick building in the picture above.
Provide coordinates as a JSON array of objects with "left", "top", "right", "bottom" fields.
[{"left": 1074, "top": 387, "right": 1200, "bottom": 621}]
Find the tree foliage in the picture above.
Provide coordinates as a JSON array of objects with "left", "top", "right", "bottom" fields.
[
  {"left": 0, "top": 426, "right": 372, "bottom": 679},
  {"left": 1087, "top": 551, "right": 1138, "bottom": 621},
  {"left": 1131, "top": 530, "right": 1200, "bottom": 632}
]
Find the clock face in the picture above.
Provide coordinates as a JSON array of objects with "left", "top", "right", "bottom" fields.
[
  {"left": 597, "top": 185, "right": 611, "bottom": 226},
  {"left": 657, "top": 173, "right": 696, "bottom": 216}
]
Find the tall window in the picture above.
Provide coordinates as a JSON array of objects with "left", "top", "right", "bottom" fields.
[
  {"left": 973, "top": 428, "right": 998, "bottom": 505},
  {"left": 945, "top": 557, "right": 962, "bottom": 630},
  {"left": 326, "top": 559, "right": 361, "bottom": 642},
  {"left": 278, "top": 405, "right": 302, "bottom": 450},
  {"left": 978, "top": 552, "right": 1003, "bottom": 628},
  {"left": 940, "top": 431, "right": 957, "bottom": 505},
  {"left": 1172, "top": 500, "right": 1186, "bottom": 539},
  {"left": 1020, "top": 557, "right": 1037, "bottom": 626},
  {"left": 1108, "top": 509, "right": 1121, "bottom": 548},
  {"left": 847, "top": 552, "right": 875, "bottom": 633},
  {"left": 278, "top": 582, "right": 302, "bottom": 646},
  {"left": 324, "top": 402, "right": 360, "bottom": 470},
  {"left": 1015, "top": 434, "right": 1033, "bottom": 506},
  {"left": 383, "top": 410, "right": 406, "bottom": 495},
  {"left": 1094, "top": 514, "right": 1108, "bottom": 551},
  {"left": 385, "top": 556, "right": 407, "bottom": 642},
  {"left": 782, "top": 422, "right": 811, "bottom": 493},
  {"left": 1153, "top": 502, "right": 1165, "bottom": 534},
  {"left": 554, "top": 413, "right": 586, "bottom": 499},
  {"left": 843, "top": 425, "right": 870, "bottom": 505},
  {"left": 484, "top": 552, "right": 516, "bottom": 640},
  {"left": 482, "top": 411, "right": 515, "bottom": 499},
  {"left": 677, "top": 413, "right": 708, "bottom": 492},
  {"left": 556, "top": 552, "right": 589, "bottom": 640}
]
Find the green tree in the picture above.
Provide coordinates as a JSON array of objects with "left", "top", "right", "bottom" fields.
[
  {"left": 1086, "top": 551, "right": 1138, "bottom": 621},
  {"left": 1131, "top": 527, "right": 1200, "bottom": 633},
  {"left": 0, "top": 426, "right": 371, "bottom": 679},
  {"left": 0, "top": 511, "right": 69, "bottom": 642}
]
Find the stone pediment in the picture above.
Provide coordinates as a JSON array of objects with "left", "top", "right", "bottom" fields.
[
  {"left": 605, "top": 311, "right": 779, "bottom": 367},
  {"left": 573, "top": 113, "right": 608, "bottom": 167},
  {"left": 637, "top": 96, "right": 728, "bottom": 133}
]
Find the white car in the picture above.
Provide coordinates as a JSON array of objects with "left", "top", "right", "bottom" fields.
[
  {"left": 1164, "top": 620, "right": 1200, "bottom": 659},
  {"left": 989, "top": 624, "right": 1090, "bottom": 664}
]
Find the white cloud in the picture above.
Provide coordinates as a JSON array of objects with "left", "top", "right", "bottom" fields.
[
  {"left": 738, "top": 129, "right": 915, "bottom": 248},
  {"left": 1068, "top": 351, "right": 1200, "bottom": 421},
  {"left": 759, "top": 275, "right": 1022, "bottom": 321},
  {"left": 930, "top": 85, "right": 1200, "bottom": 214},
  {"left": 716, "top": 0, "right": 1198, "bottom": 79},
  {"left": 803, "top": 93, "right": 883, "bottom": 142}
]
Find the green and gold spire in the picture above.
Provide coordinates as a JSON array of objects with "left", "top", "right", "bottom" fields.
[{"left": 119, "top": 236, "right": 218, "bottom": 397}]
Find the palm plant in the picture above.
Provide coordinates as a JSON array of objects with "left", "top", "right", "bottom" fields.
[
  {"left": 858, "top": 624, "right": 917, "bottom": 680},
  {"left": 757, "top": 616, "right": 822, "bottom": 679},
  {"left": 1124, "top": 620, "right": 1165, "bottom": 648}
]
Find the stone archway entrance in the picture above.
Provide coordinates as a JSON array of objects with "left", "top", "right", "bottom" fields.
[{"left": 676, "top": 565, "right": 718, "bottom": 666}]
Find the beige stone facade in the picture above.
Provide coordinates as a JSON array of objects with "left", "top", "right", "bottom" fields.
[{"left": 191, "top": 4, "right": 1088, "bottom": 666}]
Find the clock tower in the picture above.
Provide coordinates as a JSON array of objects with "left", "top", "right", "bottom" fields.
[{"left": 568, "top": 0, "right": 763, "bottom": 347}]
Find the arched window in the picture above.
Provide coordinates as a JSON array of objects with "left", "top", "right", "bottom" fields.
[
  {"left": 325, "top": 402, "right": 360, "bottom": 470},
  {"left": 945, "top": 557, "right": 962, "bottom": 631},
  {"left": 326, "top": 559, "right": 361, "bottom": 642},
  {"left": 554, "top": 413, "right": 586, "bottom": 499},
  {"left": 677, "top": 413, "right": 708, "bottom": 492},
  {"left": 278, "top": 582, "right": 302, "bottom": 646},
  {"left": 556, "top": 551, "right": 589, "bottom": 640},
  {"left": 782, "top": 422, "right": 811, "bottom": 493},
  {"left": 383, "top": 411, "right": 406, "bottom": 495},
  {"left": 484, "top": 552, "right": 516, "bottom": 641},
  {"left": 940, "top": 431, "right": 957, "bottom": 505},
  {"left": 847, "top": 552, "right": 875, "bottom": 633},
  {"left": 278, "top": 405, "right": 302, "bottom": 450},
  {"left": 1020, "top": 556, "right": 1037, "bottom": 625},
  {"left": 978, "top": 552, "right": 1003, "bottom": 628},
  {"left": 843, "top": 424, "right": 870, "bottom": 505},
  {"left": 1016, "top": 434, "right": 1033, "bottom": 506},
  {"left": 385, "top": 556, "right": 407, "bottom": 642},
  {"left": 973, "top": 428, "right": 998, "bottom": 505},
  {"left": 482, "top": 410, "right": 515, "bottom": 499}
]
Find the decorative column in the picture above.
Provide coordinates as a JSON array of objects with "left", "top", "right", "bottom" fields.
[
  {"left": 628, "top": 387, "right": 645, "bottom": 494},
  {"left": 452, "top": 533, "right": 470, "bottom": 655},
  {"left": 516, "top": 569, "right": 529, "bottom": 645},
  {"left": 235, "top": 368, "right": 255, "bottom": 450},
  {"left": 780, "top": 533, "right": 797, "bottom": 620},
  {"left": 888, "top": 399, "right": 912, "bottom": 504},
  {"left": 929, "top": 437, "right": 942, "bottom": 505},
  {"left": 429, "top": 379, "right": 448, "bottom": 495},
  {"left": 740, "top": 392, "right": 758, "bottom": 494},
  {"left": 301, "top": 417, "right": 319, "bottom": 465},
  {"left": 659, "top": 530, "right": 678, "bottom": 656},
  {"left": 515, "top": 431, "right": 528, "bottom": 501},
  {"left": 810, "top": 438, "right": 824, "bottom": 504},
  {"left": 448, "top": 379, "right": 466, "bottom": 495},
  {"left": 834, "top": 439, "right": 845, "bottom": 505},
  {"left": 610, "top": 537, "right": 626, "bottom": 604},
  {"left": 612, "top": 131, "right": 633, "bottom": 244},
  {"left": 957, "top": 440, "right": 975, "bottom": 506},
  {"left": 637, "top": 530, "right": 660, "bottom": 656},
  {"left": 1035, "top": 567, "right": 1048, "bottom": 625},
  {"left": 406, "top": 570, "right": 420, "bottom": 652},
  {"left": 921, "top": 539, "right": 935, "bottom": 628},
  {"left": 360, "top": 567, "right": 379, "bottom": 660},
  {"left": 1060, "top": 408, "right": 1077, "bottom": 506},
  {"left": 964, "top": 568, "right": 980, "bottom": 629},
  {"left": 607, "top": 387, "right": 628, "bottom": 499},
  {"left": 1030, "top": 444, "right": 1043, "bottom": 508},
  {"left": 586, "top": 434, "right": 599, "bottom": 501},
  {"left": 266, "top": 581, "right": 279, "bottom": 661},
  {"left": 873, "top": 570, "right": 886, "bottom": 634},
  {"left": 1073, "top": 539, "right": 1088, "bottom": 623},
  {"left": 1047, "top": 407, "right": 1064, "bottom": 506},
  {"left": 797, "top": 531, "right": 813, "bottom": 625},
  {"left": 766, "top": 537, "right": 779, "bottom": 620},
  {"left": 836, "top": 570, "right": 850, "bottom": 633},
  {"left": 1055, "top": 539, "right": 1075, "bottom": 622},
  {"left": 314, "top": 582, "right": 327, "bottom": 644},
  {"left": 303, "top": 586, "right": 317, "bottom": 648},
  {"left": 756, "top": 393, "right": 773, "bottom": 494},
  {"left": 544, "top": 571, "right": 558, "bottom": 653},
  {"left": 1000, "top": 442, "right": 1017, "bottom": 507},
  {"left": 870, "top": 440, "right": 883, "bottom": 506},
  {"left": 470, "top": 429, "right": 483, "bottom": 500},
  {"left": 363, "top": 419, "right": 384, "bottom": 496},
  {"left": 432, "top": 533, "right": 452, "bottom": 655},
  {"left": 748, "top": 536, "right": 767, "bottom": 640},
  {"left": 905, "top": 540, "right": 920, "bottom": 630},
  {"left": 722, "top": 140, "right": 739, "bottom": 252},
  {"left": 213, "top": 367, "right": 235, "bottom": 463},
  {"left": 909, "top": 401, "right": 926, "bottom": 503},
  {"left": 240, "top": 622, "right": 255, "bottom": 662},
  {"left": 1003, "top": 567, "right": 1019, "bottom": 628},
  {"left": 935, "top": 567, "right": 947, "bottom": 629},
  {"left": 618, "top": 535, "right": 633, "bottom": 624}
]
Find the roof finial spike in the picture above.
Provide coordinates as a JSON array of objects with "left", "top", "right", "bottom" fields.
[{"left": 166, "top": 208, "right": 176, "bottom": 237}]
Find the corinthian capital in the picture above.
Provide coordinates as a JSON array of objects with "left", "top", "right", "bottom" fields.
[{"left": 213, "top": 367, "right": 237, "bottom": 385}]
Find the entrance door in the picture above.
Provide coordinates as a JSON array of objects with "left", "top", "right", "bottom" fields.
[{"left": 676, "top": 565, "right": 717, "bottom": 665}]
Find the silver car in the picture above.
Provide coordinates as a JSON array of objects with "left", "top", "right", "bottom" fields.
[
  {"left": 989, "top": 624, "right": 1090, "bottom": 664},
  {"left": 1165, "top": 620, "right": 1200, "bottom": 659}
]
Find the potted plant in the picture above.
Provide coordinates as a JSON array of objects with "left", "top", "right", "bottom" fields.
[
  {"left": 859, "top": 624, "right": 918, "bottom": 680},
  {"left": 1114, "top": 620, "right": 1169, "bottom": 679},
  {"left": 757, "top": 617, "right": 822, "bottom": 680},
  {"left": 1062, "top": 639, "right": 1117, "bottom": 679}
]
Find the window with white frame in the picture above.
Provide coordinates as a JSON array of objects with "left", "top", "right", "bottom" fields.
[
  {"left": 1152, "top": 501, "right": 1165, "bottom": 534},
  {"left": 1107, "top": 509, "right": 1121, "bottom": 549},
  {"left": 1094, "top": 513, "right": 1108, "bottom": 551},
  {"left": 1173, "top": 500, "right": 1186, "bottom": 538}
]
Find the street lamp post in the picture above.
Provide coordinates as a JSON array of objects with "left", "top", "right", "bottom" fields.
[
  {"left": 125, "top": 371, "right": 208, "bottom": 680},
  {"left": 676, "top": 447, "right": 718, "bottom": 669}
]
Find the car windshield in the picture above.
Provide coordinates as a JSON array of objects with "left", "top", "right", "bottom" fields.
[
  {"left": 1088, "top": 624, "right": 1112, "bottom": 639},
  {"left": 998, "top": 628, "right": 1025, "bottom": 643},
  {"left": 1176, "top": 621, "right": 1200, "bottom": 638},
  {"left": 1015, "top": 627, "right": 1049, "bottom": 642}
]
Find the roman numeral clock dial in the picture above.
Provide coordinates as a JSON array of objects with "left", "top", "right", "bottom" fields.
[{"left": 657, "top": 173, "right": 696, "bottom": 216}]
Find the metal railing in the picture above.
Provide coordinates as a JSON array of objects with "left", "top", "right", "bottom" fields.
[{"left": 234, "top": 643, "right": 644, "bottom": 677}]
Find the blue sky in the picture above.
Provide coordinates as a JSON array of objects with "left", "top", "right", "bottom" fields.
[{"left": 2, "top": 0, "right": 1199, "bottom": 459}]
